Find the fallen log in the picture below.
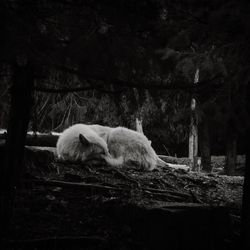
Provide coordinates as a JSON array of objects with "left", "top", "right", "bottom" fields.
[{"left": 0, "top": 131, "right": 59, "bottom": 147}]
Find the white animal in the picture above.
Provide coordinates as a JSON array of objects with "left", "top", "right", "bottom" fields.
[
  {"left": 91, "top": 125, "right": 170, "bottom": 171},
  {"left": 56, "top": 124, "right": 122, "bottom": 166},
  {"left": 57, "top": 124, "right": 190, "bottom": 171},
  {"left": 106, "top": 127, "right": 160, "bottom": 171}
]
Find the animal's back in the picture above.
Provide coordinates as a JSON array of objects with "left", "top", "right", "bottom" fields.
[
  {"left": 89, "top": 124, "right": 113, "bottom": 141},
  {"left": 107, "top": 127, "right": 158, "bottom": 170}
]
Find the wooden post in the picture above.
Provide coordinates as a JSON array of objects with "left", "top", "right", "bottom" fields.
[
  {"left": 189, "top": 69, "right": 199, "bottom": 170},
  {"left": 136, "top": 117, "right": 144, "bottom": 134},
  {"left": 133, "top": 87, "right": 144, "bottom": 135}
]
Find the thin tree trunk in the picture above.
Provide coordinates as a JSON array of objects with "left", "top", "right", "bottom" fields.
[
  {"left": 189, "top": 114, "right": 194, "bottom": 162},
  {"left": 135, "top": 117, "right": 144, "bottom": 134},
  {"left": 189, "top": 69, "right": 199, "bottom": 171},
  {"left": 0, "top": 61, "right": 34, "bottom": 245},
  {"left": 241, "top": 82, "right": 250, "bottom": 250},
  {"left": 199, "top": 118, "right": 212, "bottom": 172},
  {"left": 189, "top": 101, "right": 198, "bottom": 170},
  {"left": 242, "top": 131, "right": 250, "bottom": 249},
  {"left": 225, "top": 78, "right": 237, "bottom": 176},
  {"left": 225, "top": 133, "right": 237, "bottom": 176}
]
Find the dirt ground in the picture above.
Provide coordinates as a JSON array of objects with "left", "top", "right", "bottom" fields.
[{"left": 5, "top": 148, "right": 244, "bottom": 249}]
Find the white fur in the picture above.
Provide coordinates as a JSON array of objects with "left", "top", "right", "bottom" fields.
[
  {"left": 89, "top": 125, "right": 159, "bottom": 170},
  {"left": 106, "top": 127, "right": 159, "bottom": 171},
  {"left": 57, "top": 124, "right": 166, "bottom": 171},
  {"left": 89, "top": 124, "right": 113, "bottom": 142},
  {"left": 56, "top": 124, "right": 105, "bottom": 161},
  {"left": 56, "top": 124, "right": 122, "bottom": 166}
]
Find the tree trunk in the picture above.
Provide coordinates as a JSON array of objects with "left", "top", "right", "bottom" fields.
[
  {"left": 241, "top": 82, "right": 250, "bottom": 250},
  {"left": 199, "top": 118, "right": 212, "bottom": 172},
  {"left": 0, "top": 132, "right": 59, "bottom": 147},
  {"left": 0, "top": 61, "right": 34, "bottom": 244},
  {"left": 135, "top": 117, "right": 144, "bottom": 134},
  {"left": 189, "top": 69, "right": 199, "bottom": 171},
  {"left": 225, "top": 133, "right": 237, "bottom": 176},
  {"left": 189, "top": 106, "right": 198, "bottom": 170},
  {"left": 224, "top": 77, "right": 237, "bottom": 176}
]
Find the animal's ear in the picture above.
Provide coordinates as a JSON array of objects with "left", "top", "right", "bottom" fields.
[{"left": 79, "top": 134, "right": 90, "bottom": 146}]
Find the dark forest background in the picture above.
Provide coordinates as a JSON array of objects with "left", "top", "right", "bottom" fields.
[
  {"left": 0, "top": 1, "right": 250, "bottom": 249},
  {"left": 0, "top": 0, "right": 249, "bottom": 157}
]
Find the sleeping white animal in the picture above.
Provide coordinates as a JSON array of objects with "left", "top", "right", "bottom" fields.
[
  {"left": 56, "top": 124, "right": 189, "bottom": 171},
  {"left": 56, "top": 124, "right": 122, "bottom": 166}
]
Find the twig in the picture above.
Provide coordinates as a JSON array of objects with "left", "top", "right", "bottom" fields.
[
  {"left": 6, "top": 236, "right": 106, "bottom": 249},
  {"left": 143, "top": 190, "right": 188, "bottom": 202},
  {"left": 29, "top": 179, "right": 129, "bottom": 194},
  {"left": 102, "top": 166, "right": 140, "bottom": 187},
  {"left": 189, "top": 190, "right": 203, "bottom": 204},
  {"left": 142, "top": 186, "right": 192, "bottom": 200}
]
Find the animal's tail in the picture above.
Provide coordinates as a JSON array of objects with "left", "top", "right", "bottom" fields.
[
  {"left": 156, "top": 156, "right": 190, "bottom": 172},
  {"left": 156, "top": 156, "right": 169, "bottom": 167}
]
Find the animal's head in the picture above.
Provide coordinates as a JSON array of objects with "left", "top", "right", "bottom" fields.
[
  {"left": 79, "top": 133, "right": 109, "bottom": 162},
  {"left": 79, "top": 133, "right": 123, "bottom": 166}
]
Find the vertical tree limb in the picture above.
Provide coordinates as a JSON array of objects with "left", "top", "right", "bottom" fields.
[
  {"left": 0, "top": 60, "right": 34, "bottom": 245},
  {"left": 199, "top": 118, "right": 212, "bottom": 172},
  {"left": 241, "top": 81, "right": 250, "bottom": 249}
]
